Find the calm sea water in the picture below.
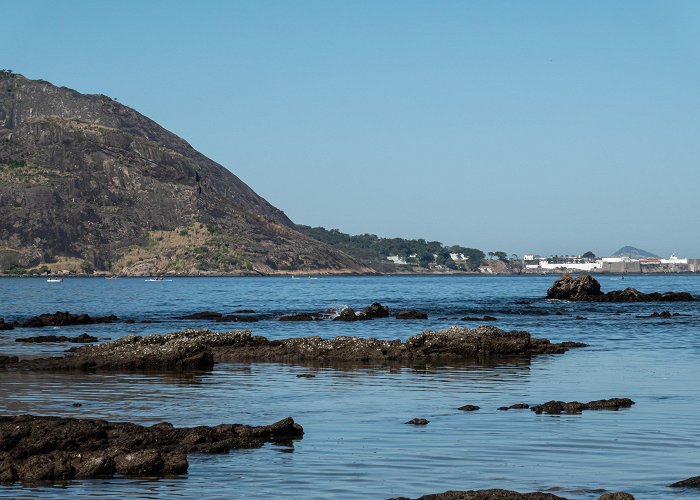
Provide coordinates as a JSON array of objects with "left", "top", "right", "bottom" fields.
[{"left": 1, "top": 275, "right": 700, "bottom": 499}]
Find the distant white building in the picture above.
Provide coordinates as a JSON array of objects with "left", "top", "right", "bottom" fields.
[{"left": 661, "top": 254, "right": 687, "bottom": 265}]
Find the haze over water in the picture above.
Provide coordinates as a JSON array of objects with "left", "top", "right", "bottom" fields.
[{"left": 2, "top": 275, "right": 700, "bottom": 498}]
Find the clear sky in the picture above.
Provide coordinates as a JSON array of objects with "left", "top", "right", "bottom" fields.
[{"left": 4, "top": 1, "right": 700, "bottom": 257}]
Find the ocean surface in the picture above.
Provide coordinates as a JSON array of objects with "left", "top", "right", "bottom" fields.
[{"left": 1, "top": 274, "right": 700, "bottom": 499}]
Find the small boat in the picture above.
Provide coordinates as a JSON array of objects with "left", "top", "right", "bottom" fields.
[{"left": 46, "top": 278, "right": 63, "bottom": 283}]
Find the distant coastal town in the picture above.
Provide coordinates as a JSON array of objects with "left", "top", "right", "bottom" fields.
[{"left": 521, "top": 253, "right": 700, "bottom": 274}]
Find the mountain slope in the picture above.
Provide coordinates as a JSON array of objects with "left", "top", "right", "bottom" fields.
[
  {"left": 611, "top": 246, "right": 660, "bottom": 259},
  {"left": 0, "top": 71, "right": 369, "bottom": 275}
]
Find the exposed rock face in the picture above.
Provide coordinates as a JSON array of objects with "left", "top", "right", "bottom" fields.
[
  {"left": 530, "top": 398, "right": 635, "bottom": 415},
  {"left": 0, "top": 318, "right": 14, "bottom": 330},
  {"left": 547, "top": 274, "right": 603, "bottom": 300},
  {"left": 547, "top": 275, "right": 695, "bottom": 302},
  {"left": 405, "top": 418, "right": 429, "bottom": 425},
  {"left": 0, "top": 327, "right": 587, "bottom": 371},
  {"left": 0, "top": 71, "right": 368, "bottom": 275},
  {"left": 457, "top": 405, "right": 480, "bottom": 411},
  {"left": 362, "top": 302, "right": 390, "bottom": 318},
  {"left": 390, "top": 490, "right": 567, "bottom": 499},
  {"left": 598, "top": 493, "right": 635, "bottom": 500},
  {"left": 0, "top": 414, "right": 303, "bottom": 483}
]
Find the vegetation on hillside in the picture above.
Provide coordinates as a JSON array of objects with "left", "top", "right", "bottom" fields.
[{"left": 297, "top": 225, "right": 487, "bottom": 272}]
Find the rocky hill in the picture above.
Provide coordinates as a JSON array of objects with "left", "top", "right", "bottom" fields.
[
  {"left": 611, "top": 246, "right": 660, "bottom": 259},
  {"left": 0, "top": 71, "right": 369, "bottom": 275}
]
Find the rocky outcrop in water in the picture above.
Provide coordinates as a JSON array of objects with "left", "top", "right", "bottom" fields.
[
  {"left": 395, "top": 309, "right": 428, "bottom": 320},
  {"left": 0, "top": 326, "right": 587, "bottom": 371},
  {"left": 0, "top": 318, "right": 14, "bottom": 330},
  {"left": 406, "top": 418, "right": 429, "bottom": 425},
  {"left": 390, "top": 489, "right": 568, "bottom": 499},
  {"left": 21, "top": 311, "right": 118, "bottom": 328},
  {"left": 213, "top": 326, "right": 587, "bottom": 364},
  {"left": 498, "top": 404, "right": 530, "bottom": 411},
  {"left": 670, "top": 476, "right": 700, "bottom": 488},
  {"left": 279, "top": 312, "right": 322, "bottom": 321},
  {"left": 362, "top": 302, "right": 390, "bottom": 318},
  {"left": 15, "top": 333, "right": 98, "bottom": 343},
  {"left": 635, "top": 311, "right": 686, "bottom": 319},
  {"left": 0, "top": 414, "right": 303, "bottom": 483},
  {"left": 457, "top": 405, "right": 480, "bottom": 411},
  {"left": 530, "top": 398, "right": 635, "bottom": 415},
  {"left": 547, "top": 275, "right": 695, "bottom": 302}
]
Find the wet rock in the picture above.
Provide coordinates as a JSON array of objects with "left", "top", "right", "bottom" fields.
[
  {"left": 361, "top": 302, "right": 390, "bottom": 318},
  {"left": 0, "top": 355, "right": 18, "bottom": 365},
  {"left": 296, "top": 373, "right": 316, "bottom": 378},
  {"left": 390, "top": 489, "right": 567, "bottom": 499},
  {"left": 547, "top": 275, "right": 695, "bottom": 302},
  {"left": 461, "top": 316, "right": 497, "bottom": 322},
  {"left": 2, "top": 326, "right": 587, "bottom": 372},
  {"left": 531, "top": 398, "right": 634, "bottom": 414},
  {"left": 457, "top": 405, "right": 480, "bottom": 411},
  {"left": 21, "top": 311, "right": 119, "bottom": 328},
  {"left": 215, "top": 315, "right": 258, "bottom": 323},
  {"left": 395, "top": 309, "right": 428, "bottom": 320},
  {"left": 583, "top": 398, "right": 635, "bottom": 410},
  {"left": 181, "top": 311, "right": 222, "bottom": 320},
  {"left": 547, "top": 274, "right": 603, "bottom": 300},
  {"left": 406, "top": 418, "right": 429, "bottom": 425},
  {"left": 15, "top": 333, "right": 98, "bottom": 344},
  {"left": 234, "top": 309, "right": 256, "bottom": 314},
  {"left": 0, "top": 318, "right": 15, "bottom": 330},
  {"left": 124, "top": 319, "right": 136, "bottom": 324},
  {"left": 279, "top": 313, "right": 321, "bottom": 321},
  {"left": 670, "top": 475, "right": 700, "bottom": 488},
  {"left": 0, "top": 414, "right": 303, "bottom": 484},
  {"left": 334, "top": 307, "right": 365, "bottom": 321},
  {"left": 598, "top": 493, "right": 635, "bottom": 499},
  {"left": 214, "top": 325, "right": 587, "bottom": 364},
  {"left": 575, "top": 316, "right": 587, "bottom": 320},
  {"left": 71, "top": 403, "right": 82, "bottom": 407},
  {"left": 498, "top": 403, "right": 530, "bottom": 411},
  {"left": 635, "top": 311, "right": 685, "bottom": 319}
]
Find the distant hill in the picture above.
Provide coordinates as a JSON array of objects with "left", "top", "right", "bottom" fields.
[
  {"left": 611, "top": 246, "right": 660, "bottom": 259},
  {"left": 0, "top": 71, "right": 369, "bottom": 275}
]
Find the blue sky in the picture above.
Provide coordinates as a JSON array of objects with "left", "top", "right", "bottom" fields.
[{"left": 4, "top": 1, "right": 700, "bottom": 257}]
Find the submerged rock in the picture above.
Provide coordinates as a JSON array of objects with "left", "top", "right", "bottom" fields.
[
  {"left": 0, "top": 414, "right": 303, "bottom": 484},
  {"left": 598, "top": 493, "right": 635, "bottom": 499},
  {"left": 406, "top": 418, "right": 429, "bottom": 425},
  {"left": 0, "top": 318, "right": 15, "bottom": 330},
  {"left": 461, "top": 316, "right": 497, "bottom": 322},
  {"left": 390, "top": 489, "right": 567, "bottom": 499},
  {"left": 498, "top": 403, "right": 530, "bottom": 411},
  {"left": 457, "top": 405, "right": 480, "bottom": 411},
  {"left": 279, "top": 312, "right": 322, "bottom": 321},
  {"left": 530, "top": 398, "right": 635, "bottom": 415},
  {"left": 547, "top": 275, "right": 695, "bottom": 302},
  {"left": 181, "top": 311, "right": 223, "bottom": 320},
  {"left": 635, "top": 311, "right": 685, "bottom": 319},
  {"left": 395, "top": 309, "right": 428, "bottom": 320},
  {"left": 15, "top": 333, "right": 98, "bottom": 344}
]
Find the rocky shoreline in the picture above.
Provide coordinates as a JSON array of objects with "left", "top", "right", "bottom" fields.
[
  {"left": 0, "top": 414, "right": 303, "bottom": 484},
  {"left": 390, "top": 489, "right": 635, "bottom": 499}
]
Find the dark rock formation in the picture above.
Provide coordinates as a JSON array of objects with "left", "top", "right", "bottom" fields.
[
  {"left": 635, "top": 311, "right": 685, "bottom": 319},
  {"left": 531, "top": 398, "right": 634, "bottom": 415},
  {"left": 181, "top": 311, "right": 222, "bottom": 320},
  {"left": 498, "top": 404, "right": 530, "bottom": 411},
  {"left": 457, "top": 405, "right": 480, "bottom": 411},
  {"left": 390, "top": 489, "right": 567, "bottom": 499},
  {"left": 670, "top": 475, "right": 700, "bottom": 488},
  {"left": 0, "top": 326, "right": 587, "bottom": 372},
  {"left": 362, "top": 302, "right": 390, "bottom": 318},
  {"left": 575, "top": 316, "right": 587, "bottom": 320},
  {"left": 598, "top": 493, "right": 635, "bottom": 499},
  {"left": 406, "top": 418, "right": 429, "bottom": 425},
  {"left": 461, "top": 316, "right": 497, "bottom": 322},
  {"left": 0, "top": 414, "right": 303, "bottom": 483},
  {"left": 395, "top": 309, "right": 428, "bottom": 320},
  {"left": 15, "top": 333, "right": 98, "bottom": 343},
  {"left": 279, "top": 312, "right": 321, "bottom": 321},
  {"left": 213, "top": 325, "right": 587, "bottom": 364},
  {"left": 547, "top": 275, "right": 695, "bottom": 302},
  {"left": 21, "top": 311, "right": 118, "bottom": 328},
  {"left": 334, "top": 307, "right": 365, "bottom": 321},
  {"left": 0, "top": 71, "right": 369, "bottom": 275},
  {"left": 0, "top": 318, "right": 15, "bottom": 330},
  {"left": 214, "top": 315, "right": 258, "bottom": 323}
]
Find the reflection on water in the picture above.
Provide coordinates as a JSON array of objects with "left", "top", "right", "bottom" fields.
[{"left": 1, "top": 275, "right": 700, "bottom": 498}]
